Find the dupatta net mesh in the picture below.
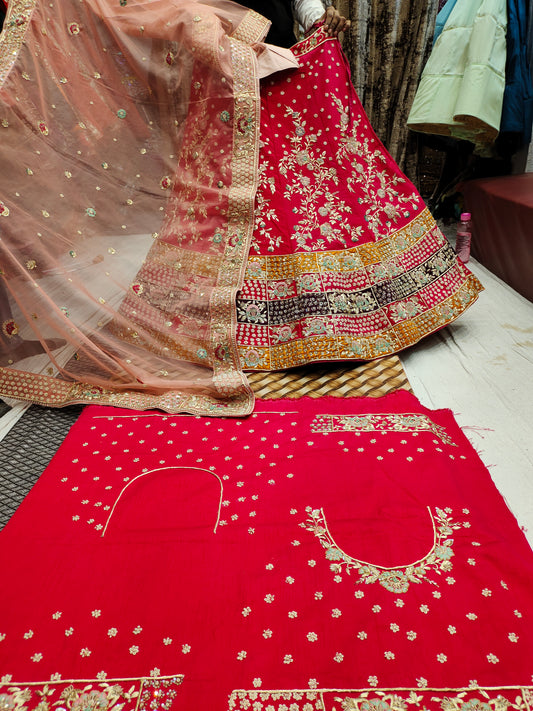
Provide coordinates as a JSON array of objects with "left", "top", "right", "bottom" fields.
[{"left": 0, "top": 0, "right": 270, "bottom": 415}]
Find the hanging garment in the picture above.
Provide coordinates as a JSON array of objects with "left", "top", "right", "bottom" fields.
[
  {"left": 407, "top": 0, "right": 508, "bottom": 147},
  {"left": 499, "top": 0, "right": 533, "bottom": 146},
  {"left": 433, "top": 0, "right": 459, "bottom": 44},
  {"left": 526, "top": 2, "right": 533, "bottom": 82},
  {"left": 334, "top": 0, "right": 439, "bottom": 182},
  {"left": 0, "top": 1, "right": 481, "bottom": 414},
  {"left": 1, "top": 392, "right": 533, "bottom": 709}
]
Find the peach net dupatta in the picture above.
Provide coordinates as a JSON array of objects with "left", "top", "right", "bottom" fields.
[{"left": 0, "top": 0, "right": 274, "bottom": 415}]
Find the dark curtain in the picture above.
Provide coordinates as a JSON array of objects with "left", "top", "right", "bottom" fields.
[{"left": 335, "top": 0, "right": 439, "bottom": 185}]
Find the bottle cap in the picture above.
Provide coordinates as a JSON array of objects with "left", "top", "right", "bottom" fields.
[{"left": 460, "top": 212, "right": 471, "bottom": 221}]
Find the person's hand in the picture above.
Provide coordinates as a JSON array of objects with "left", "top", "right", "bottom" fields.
[{"left": 319, "top": 6, "right": 351, "bottom": 37}]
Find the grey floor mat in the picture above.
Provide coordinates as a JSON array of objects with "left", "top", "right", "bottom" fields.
[{"left": 0, "top": 405, "right": 83, "bottom": 529}]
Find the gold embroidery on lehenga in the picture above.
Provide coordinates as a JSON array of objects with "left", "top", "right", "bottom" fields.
[
  {"left": 236, "top": 29, "right": 483, "bottom": 370},
  {"left": 333, "top": 96, "right": 420, "bottom": 242},
  {"left": 239, "top": 208, "right": 482, "bottom": 369},
  {"left": 251, "top": 106, "right": 362, "bottom": 255},
  {"left": 250, "top": 96, "right": 421, "bottom": 255}
]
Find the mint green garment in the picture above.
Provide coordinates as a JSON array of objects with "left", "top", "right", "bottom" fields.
[{"left": 407, "top": 0, "right": 507, "bottom": 147}]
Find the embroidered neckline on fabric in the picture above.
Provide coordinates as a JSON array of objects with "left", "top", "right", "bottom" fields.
[
  {"left": 300, "top": 506, "right": 464, "bottom": 593},
  {"left": 102, "top": 466, "right": 223, "bottom": 537}
]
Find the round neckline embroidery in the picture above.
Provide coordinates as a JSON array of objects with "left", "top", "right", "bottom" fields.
[
  {"left": 102, "top": 466, "right": 224, "bottom": 537},
  {"left": 300, "top": 506, "right": 464, "bottom": 593}
]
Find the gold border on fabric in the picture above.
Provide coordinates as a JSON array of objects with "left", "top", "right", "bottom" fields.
[
  {"left": 0, "top": 675, "right": 184, "bottom": 711},
  {"left": 232, "top": 10, "right": 271, "bottom": 44},
  {"left": 0, "top": 0, "right": 36, "bottom": 86},
  {"left": 228, "top": 686, "right": 533, "bottom": 710},
  {"left": 238, "top": 275, "right": 482, "bottom": 370},
  {"left": 291, "top": 25, "right": 333, "bottom": 57},
  {"left": 311, "top": 412, "right": 456, "bottom": 445},
  {"left": 238, "top": 210, "right": 484, "bottom": 370},
  {"left": 207, "top": 34, "right": 261, "bottom": 402}
]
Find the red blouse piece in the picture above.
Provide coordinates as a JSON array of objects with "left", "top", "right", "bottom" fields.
[{"left": 0, "top": 391, "right": 532, "bottom": 709}]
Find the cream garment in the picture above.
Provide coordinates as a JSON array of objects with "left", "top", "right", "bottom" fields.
[
  {"left": 407, "top": 0, "right": 507, "bottom": 147},
  {"left": 293, "top": 0, "right": 326, "bottom": 31}
]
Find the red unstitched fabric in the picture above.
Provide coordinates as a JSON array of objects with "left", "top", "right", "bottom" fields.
[{"left": 1, "top": 391, "right": 533, "bottom": 710}]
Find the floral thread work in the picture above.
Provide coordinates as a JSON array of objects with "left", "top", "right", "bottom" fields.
[{"left": 300, "top": 506, "right": 464, "bottom": 593}]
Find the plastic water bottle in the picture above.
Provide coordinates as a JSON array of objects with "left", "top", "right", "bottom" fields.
[{"left": 455, "top": 212, "right": 472, "bottom": 263}]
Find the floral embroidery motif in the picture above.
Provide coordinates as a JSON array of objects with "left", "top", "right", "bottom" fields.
[
  {"left": 334, "top": 96, "right": 419, "bottom": 240},
  {"left": 336, "top": 691, "right": 530, "bottom": 711},
  {"left": 237, "top": 302, "right": 266, "bottom": 324},
  {"left": 130, "top": 282, "right": 144, "bottom": 296},
  {"left": 300, "top": 506, "right": 464, "bottom": 593},
  {"left": 311, "top": 412, "right": 457, "bottom": 446},
  {"left": 250, "top": 91, "right": 420, "bottom": 255},
  {"left": 275, "top": 107, "right": 360, "bottom": 253},
  {"left": 1, "top": 320, "right": 19, "bottom": 338},
  {"left": 0, "top": 676, "right": 183, "bottom": 711},
  {"left": 229, "top": 688, "right": 533, "bottom": 711}
]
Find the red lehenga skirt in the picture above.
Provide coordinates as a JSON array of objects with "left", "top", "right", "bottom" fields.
[{"left": 235, "top": 28, "right": 483, "bottom": 371}]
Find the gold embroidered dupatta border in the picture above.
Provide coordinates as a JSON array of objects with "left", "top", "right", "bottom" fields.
[
  {"left": 0, "top": 2, "right": 265, "bottom": 416},
  {"left": 0, "top": 0, "right": 35, "bottom": 86}
]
